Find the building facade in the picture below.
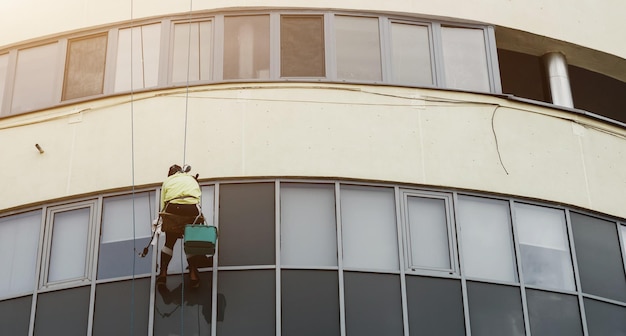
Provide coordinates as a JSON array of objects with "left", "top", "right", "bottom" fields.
[{"left": 1, "top": 1, "right": 626, "bottom": 335}]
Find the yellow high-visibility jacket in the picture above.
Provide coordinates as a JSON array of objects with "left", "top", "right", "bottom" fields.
[{"left": 160, "top": 172, "right": 201, "bottom": 211}]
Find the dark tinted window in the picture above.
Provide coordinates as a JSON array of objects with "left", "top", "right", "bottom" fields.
[
  {"left": 34, "top": 286, "right": 90, "bottom": 336},
  {"left": 406, "top": 275, "right": 465, "bottom": 335},
  {"left": 526, "top": 289, "right": 582, "bottom": 336},
  {"left": 571, "top": 212, "right": 626, "bottom": 302},
  {"left": 0, "top": 295, "right": 32, "bottom": 335},
  {"left": 467, "top": 281, "right": 525, "bottom": 336},
  {"left": 218, "top": 183, "right": 275, "bottom": 266},
  {"left": 344, "top": 272, "right": 403, "bottom": 336},
  {"left": 281, "top": 270, "right": 340, "bottom": 336},
  {"left": 584, "top": 298, "right": 626, "bottom": 335},
  {"left": 93, "top": 279, "right": 150, "bottom": 335}
]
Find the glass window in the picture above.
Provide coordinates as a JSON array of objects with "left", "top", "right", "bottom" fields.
[
  {"left": 281, "top": 270, "right": 340, "bottom": 336},
  {"left": 344, "top": 272, "right": 403, "bottom": 336},
  {"left": 441, "top": 27, "right": 490, "bottom": 92},
  {"left": 218, "top": 183, "right": 275, "bottom": 266},
  {"left": 0, "top": 53, "right": 8, "bottom": 114},
  {"left": 0, "top": 296, "right": 31, "bottom": 335},
  {"left": 467, "top": 281, "right": 525, "bottom": 336},
  {"left": 223, "top": 15, "right": 270, "bottom": 80},
  {"left": 584, "top": 298, "right": 626, "bottom": 335},
  {"left": 526, "top": 289, "right": 582, "bottom": 336},
  {"left": 405, "top": 275, "right": 465, "bottom": 335},
  {"left": 514, "top": 203, "right": 575, "bottom": 291},
  {"left": 172, "top": 20, "right": 213, "bottom": 83},
  {"left": 390, "top": 22, "right": 433, "bottom": 86},
  {"left": 216, "top": 270, "right": 275, "bottom": 336},
  {"left": 340, "top": 185, "right": 398, "bottom": 271},
  {"left": 114, "top": 23, "right": 161, "bottom": 92},
  {"left": 457, "top": 196, "right": 517, "bottom": 282},
  {"left": 335, "top": 16, "right": 382, "bottom": 81},
  {"left": 98, "top": 192, "right": 155, "bottom": 280},
  {"left": 12, "top": 43, "right": 60, "bottom": 114},
  {"left": 280, "top": 15, "right": 325, "bottom": 77},
  {"left": 62, "top": 33, "right": 107, "bottom": 100},
  {"left": 280, "top": 183, "right": 337, "bottom": 267},
  {"left": 46, "top": 206, "right": 93, "bottom": 284},
  {"left": 0, "top": 211, "right": 41, "bottom": 298},
  {"left": 403, "top": 193, "right": 452, "bottom": 271},
  {"left": 571, "top": 212, "right": 626, "bottom": 302},
  {"left": 93, "top": 279, "right": 150, "bottom": 335},
  {"left": 34, "top": 286, "right": 90, "bottom": 336}
]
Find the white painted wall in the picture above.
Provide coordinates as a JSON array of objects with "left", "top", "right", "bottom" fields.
[
  {"left": 1, "top": 0, "right": 625, "bottom": 60},
  {"left": 2, "top": 84, "right": 625, "bottom": 219}
]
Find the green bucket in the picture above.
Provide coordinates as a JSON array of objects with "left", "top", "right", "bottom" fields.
[{"left": 184, "top": 224, "right": 218, "bottom": 256}]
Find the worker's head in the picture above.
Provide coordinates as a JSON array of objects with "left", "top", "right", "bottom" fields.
[{"left": 168, "top": 164, "right": 182, "bottom": 176}]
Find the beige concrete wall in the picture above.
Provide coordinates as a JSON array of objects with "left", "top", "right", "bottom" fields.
[
  {"left": 2, "top": 83, "right": 625, "bottom": 219},
  {"left": 1, "top": 1, "right": 625, "bottom": 60}
]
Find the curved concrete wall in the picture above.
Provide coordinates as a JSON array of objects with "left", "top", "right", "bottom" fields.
[
  {"left": 2, "top": 1, "right": 625, "bottom": 60},
  {"left": 2, "top": 84, "right": 625, "bottom": 219}
]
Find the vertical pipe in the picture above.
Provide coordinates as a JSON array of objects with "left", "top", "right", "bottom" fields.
[{"left": 542, "top": 52, "right": 574, "bottom": 108}]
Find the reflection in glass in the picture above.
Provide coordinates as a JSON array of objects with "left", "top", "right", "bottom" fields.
[
  {"left": 467, "top": 281, "right": 525, "bottom": 336},
  {"left": 335, "top": 16, "right": 382, "bottom": 81},
  {"left": 281, "top": 183, "right": 337, "bottom": 267},
  {"left": 341, "top": 185, "right": 398, "bottom": 271},
  {"left": 154, "top": 271, "right": 223, "bottom": 336},
  {"left": 49, "top": 208, "right": 90, "bottom": 283},
  {"left": 584, "top": 297, "right": 626, "bottom": 335},
  {"left": 98, "top": 192, "right": 155, "bottom": 279},
  {"left": 0, "top": 211, "right": 41, "bottom": 298},
  {"left": 515, "top": 203, "right": 575, "bottom": 290},
  {"left": 224, "top": 16, "right": 270, "bottom": 80},
  {"left": 34, "top": 286, "right": 90, "bottom": 336},
  {"left": 391, "top": 23, "right": 432, "bottom": 86},
  {"left": 406, "top": 275, "right": 465, "bottom": 335},
  {"left": 93, "top": 278, "right": 150, "bottom": 335},
  {"left": 0, "top": 295, "right": 31, "bottom": 335},
  {"left": 457, "top": 196, "right": 517, "bottom": 282}
]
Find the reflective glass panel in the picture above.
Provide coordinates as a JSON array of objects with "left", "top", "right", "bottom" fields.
[
  {"left": 340, "top": 185, "right": 398, "bottom": 271},
  {"left": 172, "top": 21, "right": 213, "bottom": 83},
  {"left": 48, "top": 207, "right": 90, "bottom": 282},
  {"left": 63, "top": 33, "right": 107, "bottom": 100},
  {"left": 344, "top": 272, "right": 403, "bottom": 336},
  {"left": 515, "top": 203, "right": 575, "bottom": 291},
  {"left": 441, "top": 27, "right": 490, "bottom": 92},
  {"left": 406, "top": 275, "right": 465, "bottom": 335},
  {"left": 584, "top": 297, "right": 626, "bottom": 336},
  {"left": 405, "top": 195, "right": 451, "bottom": 270},
  {"left": 281, "top": 15, "right": 325, "bottom": 77},
  {"left": 467, "top": 281, "right": 525, "bottom": 336},
  {"left": 526, "top": 289, "right": 582, "bottom": 336},
  {"left": 98, "top": 192, "right": 155, "bottom": 279},
  {"left": 216, "top": 270, "right": 275, "bottom": 336},
  {"left": 457, "top": 196, "right": 517, "bottom": 282},
  {"left": 218, "top": 183, "right": 275, "bottom": 266},
  {"left": 281, "top": 270, "right": 340, "bottom": 336},
  {"left": 390, "top": 22, "right": 432, "bottom": 86},
  {"left": 93, "top": 278, "right": 150, "bottom": 335},
  {"left": 571, "top": 212, "right": 626, "bottom": 302},
  {"left": 281, "top": 183, "right": 337, "bottom": 266},
  {"left": 0, "top": 295, "right": 31, "bottom": 335},
  {"left": 34, "top": 286, "right": 90, "bottom": 336},
  {"left": 335, "top": 16, "right": 382, "bottom": 81},
  {"left": 223, "top": 15, "right": 270, "bottom": 80},
  {"left": 114, "top": 24, "right": 161, "bottom": 92},
  {"left": 12, "top": 43, "right": 60, "bottom": 114},
  {"left": 0, "top": 211, "right": 41, "bottom": 298}
]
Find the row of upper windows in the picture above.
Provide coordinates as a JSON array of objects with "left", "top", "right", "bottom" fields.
[
  {"left": 0, "top": 11, "right": 499, "bottom": 117},
  {"left": 1, "top": 181, "right": 625, "bottom": 306}
]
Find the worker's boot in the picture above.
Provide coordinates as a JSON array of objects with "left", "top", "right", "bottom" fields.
[
  {"left": 187, "top": 255, "right": 201, "bottom": 289},
  {"left": 157, "top": 248, "right": 173, "bottom": 287}
]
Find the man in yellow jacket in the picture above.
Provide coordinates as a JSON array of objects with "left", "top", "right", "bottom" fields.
[{"left": 157, "top": 164, "right": 203, "bottom": 288}]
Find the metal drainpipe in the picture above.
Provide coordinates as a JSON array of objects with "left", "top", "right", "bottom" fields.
[{"left": 542, "top": 52, "right": 574, "bottom": 108}]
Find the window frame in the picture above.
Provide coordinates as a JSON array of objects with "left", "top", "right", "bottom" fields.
[
  {"left": 40, "top": 200, "right": 98, "bottom": 289},
  {"left": 400, "top": 190, "right": 458, "bottom": 275},
  {"left": 386, "top": 19, "right": 437, "bottom": 88}
]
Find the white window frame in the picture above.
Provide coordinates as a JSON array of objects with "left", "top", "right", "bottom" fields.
[
  {"left": 40, "top": 200, "right": 98, "bottom": 289},
  {"left": 400, "top": 190, "right": 457, "bottom": 275}
]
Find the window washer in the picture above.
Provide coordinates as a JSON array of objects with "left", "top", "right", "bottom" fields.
[{"left": 157, "top": 164, "right": 204, "bottom": 288}]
